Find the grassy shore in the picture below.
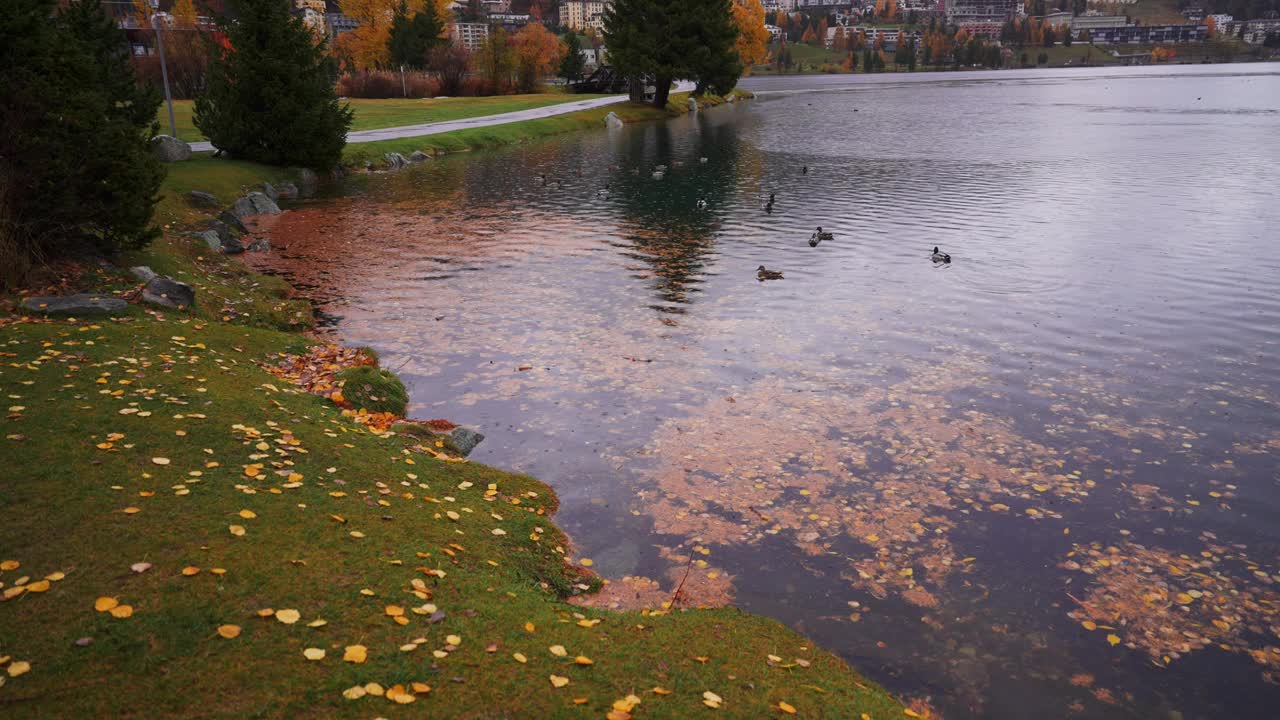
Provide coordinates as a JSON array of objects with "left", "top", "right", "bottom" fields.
[
  {"left": 158, "top": 94, "right": 610, "bottom": 143},
  {"left": 0, "top": 93, "right": 907, "bottom": 718}
]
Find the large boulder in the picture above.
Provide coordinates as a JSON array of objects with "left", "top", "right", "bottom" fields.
[
  {"left": 141, "top": 277, "right": 195, "bottom": 309},
  {"left": 195, "top": 230, "right": 223, "bottom": 253},
  {"left": 261, "top": 182, "right": 279, "bottom": 203},
  {"left": 687, "top": 97, "right": 698, "bottom": 112},
  {"left": 150, "top": 135, "right": 192, "bottom": 163},
  {"left": 384, "top": 152, "right": 409, "bottom": 170},
  {"left": 215, "top": 211, "right": 248, "bottom": 234},
  {"left": 22, "top": 294, "right": 128, "bottom": 316},
  {"left": 188, "top": 191, "right": 218, "bottom": 207},
  {"left": 409, "top": 150, "right": 430, "bottom": 162},
  {"left": 604, "top": 111, "right": 624, "bottom": 129},
  {"left": 276, "top": 182, "right": 299, "bottom": 200},
  {"left": 448, "top": 427, "right": 485, "bottom": 456},
  {"left": 231, "top": 192, "right": 280, "bottom": 220},
  {"left": 297, "top": 168, "right": 319, "bottom": 197}
]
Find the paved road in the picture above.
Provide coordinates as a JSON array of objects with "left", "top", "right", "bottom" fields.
[{"left": 188, "top": 88, "right": 692, "bottom": 153}]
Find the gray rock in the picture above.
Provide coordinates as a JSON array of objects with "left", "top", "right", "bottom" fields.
[
  {"left": 604, "top": 111, "right": 624, "bottom": 129},
  {"left": 195, "top": 230, "right": 223, "bottom": 252},
  {"left": 188, "top": 190, "right": 218, "bottom": 207},
  {"left": 297, "top": 168, "right": 318, "bottom": 196},
  {"left": 221, "top": 235, "right": 245, "bottom": 255},
  {"left": 384, "top": 152, "right": 409, "bottom": 169},
  {"left": 246, "top": 238, "right": 270, "bottom": 252},
  {"left": 688, "top": 97, "right": 698, "bottom": 112},
  {"left": 448, "top": 427, "right": 485, "bottom": 456},
  {"left": 129, "top": 266, "right": 158, "bottom": 283},
  {"left": 230, "top": 196, "right": 256, "bottom": 220},
  {"left": 22, "top": 294, "right": 128, "bottom": 316},
  {"left": 246, "top": 191, "right": 280, "bottom": 215},
  {"left": 215, "top": 212, "right": 247, "bottom": 234},
  {"left": 276, "top": 182, "right": 299, "bottom": 200},
  {"left": 409, "top": 150, "right": 430, "bottom": 162},
  {"left": 141, "top": 277, "right": 195, "bottom": 309},
  {"left": 261, "top": 182, "right": 279, "bottom": 203},
  {"left": 150, "top": 134, "right": 192, "bottom": 163}
]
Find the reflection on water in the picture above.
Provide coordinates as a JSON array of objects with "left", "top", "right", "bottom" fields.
[{"left": 248, "top": 65, "right": 1280, "bottom": 718}]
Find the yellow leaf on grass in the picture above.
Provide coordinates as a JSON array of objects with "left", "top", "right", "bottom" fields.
[
  {"left": 549, "top": 644, "right": 567, "bottom": 657},
  {"left": 575, "top": 655, "right": 594, "bottom": 665},
  {"left": 779, "top": 701, "right": 797, "bottom": 714},
  {"left": 151, "top": 457, "right": 170, "bottom": 465},
  {"left": 7, "top": 661, "right": 31, "bottom": 677},
  {"left": 217, "top": 624, "right": 241, "bottom": 639},
  {"left": 343, "top": 645, "right": 367, "bottom": 663},
  {"left": 652, "top": 687, "right": 672, "bottom": 695},
  {"left": 181, "top": 566, "right": 200, "bottom": 576},
  {"left": 228, "top": 525, "right": 246, "bottom": 536},
  {"left": 385, "top": 605, "right": 405, "bottom": 617},
  {"left": 122, "top": 506, "right": 141, "bottom": 514},
  {"left": 303, "top": 648, "right": 325, "bottom": 660},
  {"left": 1107, "top": 634, "right": 1121, "bottom": 646},
  {"left": 238, "top": 509, "right": 257, "bottom": 519},
  {"left": 342, "top": 685, "right": 366, "bottom": 700},
  {"left": 580, "top": 558, "right": 593, "bottom": 567},
  {"left": 513, "top": 652, "right": 527, "bottom": 663},
  {"left": 549, "top": 674, "right": 570, "bottom": 688},
  {"left": 307, "top": 618, "right": 327, "bottom": 627},
  {"left": 94, "top": 596, "right": 119, "bottom": 612},
  {"left": 0, "top": 560, "right": 19, "bottom": 571},
  {"left": 25, "top": 580, "right": 50, "bottom": 593},
  {"left": 275, "top": 609, "right": 301, "bottom": 624},
  {"left": 1081, "top": 621, "right": 1097, "bottom": 631},
  {"left": 524, "top": 622, "right": 535, "bottom": 632},
  {"left": 109, "top": 604, "right": 134, "bottom": 618}
]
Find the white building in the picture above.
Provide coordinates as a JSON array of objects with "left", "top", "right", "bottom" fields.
[
  {"left": 765, "top": 24, "right": 783, "bottom": 41},
  {"left": 450, "top": 22, "right": 489, "bottom": 51},
  {"left": 562, "top": 1, "right": 607, "bottom": 31}
]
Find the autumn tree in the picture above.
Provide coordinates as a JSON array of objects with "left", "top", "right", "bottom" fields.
[
  {"left": 428, "top": 44, "right": 470, "bottom": 95},
  {"left": 475, "top": 27, "right": 516, "bottom": 93},
  {"left": 341, "top": 0, "right": 428, "bottom": 69},
  {"left": 196, "top": 0, "right": 352, "bottom": 168},
  {"left": 512, "top": 23, "right": 565, "bottom": 92},
  {"left": 731, "top": 0, "right": 768, "bottom": 71}
]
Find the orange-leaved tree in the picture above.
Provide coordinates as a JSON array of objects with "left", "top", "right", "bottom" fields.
[
  {"left": 512, "top": 23, "right": 565, "bottom": 93},
  {"left": 339, "top": 0, "right": 429, "bottom": 70},
  {"left": 732, "top": 0, "right": 769, "bottom": 72}
]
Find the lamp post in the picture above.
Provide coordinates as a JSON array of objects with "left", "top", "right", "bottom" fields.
[{"left": 151, "top": 0, "right": 177, "bottom": 138}]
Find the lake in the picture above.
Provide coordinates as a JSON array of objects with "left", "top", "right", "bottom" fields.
[{"left": 249, "top": 64, "right": 1280, "bottom": 718}]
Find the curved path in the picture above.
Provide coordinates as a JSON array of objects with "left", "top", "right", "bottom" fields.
[{"left": 189, "top": 84, "right": 694, "bottom": 153}]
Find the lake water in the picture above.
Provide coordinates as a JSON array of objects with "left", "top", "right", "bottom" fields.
[{"left": 249, "top": 65, "right": 1280, "bottom": 718}]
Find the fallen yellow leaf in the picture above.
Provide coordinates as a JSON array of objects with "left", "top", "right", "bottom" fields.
[
  {"left": 7, "top": 660, "right": 31, "bottom": 677},
  {"left": 217, "top": 624, "right": 241, "bottom": 639},
  {"left": 303, "top": 648, "right": 325, "bottom": 660},
  {"left": 228, "top": 525, "right": 246, "bottom": 536},
  {"left": 181, "top": 566, "right": 200, "bottom": 576},
  {"left": 1107, "top": 634, "right": 1121, "bottom": 647},
  {"left": 109, "top": 604, "right": 134, "bottom": 618},
  {"left": 574, "top": 655, "right": 594, "bottom": 665},
  {"left": 343, "top": 645, "right": 367, "bottom": 663},
  {"left": 275, "top": 609, "right": 301, "bottom": 624},
  {"left": 513, "top": 652, "right": 528, "bottom": 663},
  {"left": 94, "top": 596, "right": 119, "bottom": 612},
  {"left": 151, "top": 457, "right": 170, "bottom": 465},
  {"left": 550, "top": 674, "right": 570, "bottom": 688},
  {"left": 779, "top": 700, "right": 797, "bottom": 714},
  {"left": 549, "top": 644, "right": 567, "bottom": 656}
]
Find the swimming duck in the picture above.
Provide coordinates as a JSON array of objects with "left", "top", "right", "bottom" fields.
[
  {"left": 699, "top": 157, "right": 709, "bottom": 164},
  {"left": 802, "top": 165, "right": 808, "bottom": 175},
  {"left": 931, "top": 246, "right": 951, "bottom": 263},
  {"left": 597, "top": 183, "right": 610, "bottom": 197},
  {"left": 757, "top": 265, "right": 784, "bottom": 281},
  {"left": 696, "top": 198, "right": 707, "bottom": 210},
  {"left": 810, "top": 226, "right": 833, "bottom": 247},
  {"left": 536, "top": 174, "right": 547, "bottom": 184},
  {"left": 652, "top": 170, "right": 664, "bottom": 180}
]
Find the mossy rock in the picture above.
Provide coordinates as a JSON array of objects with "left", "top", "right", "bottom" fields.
[{"left": 336, "top": 365, "right": 408, "bottom": 415}]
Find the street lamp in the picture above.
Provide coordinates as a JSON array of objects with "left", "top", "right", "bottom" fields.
[{"left": 150, "top": 0, "right": 177, "bottom": 138}]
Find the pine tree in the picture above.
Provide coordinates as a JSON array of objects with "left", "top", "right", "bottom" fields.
[
  {"left": 560, "top": 32, "right": 586, "bottom": 81},
  {"left": 195, "top": 0, "right": 353, "bottom": 170},
  {"left": 684, "top": 0, "right": 741, "bottom": 96},
  {"left": 389, "top": 1, "right": 445, "bottom": 70},
  {"left": 1, "top": 0, "right": 164, "bottom": 286},
  {"left": 604, "top": 0, "right": 740, "bottom": 107}
]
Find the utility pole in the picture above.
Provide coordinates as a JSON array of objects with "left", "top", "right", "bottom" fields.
[{"left": 151, "top": 1, "right": 177, "bottom": 138}]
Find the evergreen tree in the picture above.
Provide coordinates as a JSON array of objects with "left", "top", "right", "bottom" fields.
[
  {"left": 560, "top": 32, "right": 586, "bottom": 81},
  {"left": 389, "top": 1, "right": 445, "bottom": 70},
  {"left": 0, "top": 0, "right": 164, "bottom": 286},
  {"left": 604, "top": 0, "right": 740, "bottom": 107},
  {"left": 684, "top": 0, "right": 741, "bottom": 96},
  {"left": 907, "top": 40, "right": 917, "bottom": 71},
  {"left": 195, "top": 0, "right": 353, "bottom": 170},
  {"left": 862, "top": 48, "right": 873, "bottom": 72}
]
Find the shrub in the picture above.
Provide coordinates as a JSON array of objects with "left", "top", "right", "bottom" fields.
[
  {"left": 195, "top": 0, "right": 353, "bottom": 170},
  {"left": 0, "top": 0, "right": 164, "bottom": 289},
  {"left": 337, "top": 365, "right": 408, "bottom": 416},
  {"left": 429, "top": 45, "right": 472, "bottom": 96},
  {"left": 337, "top": 70, "right": 438, "bottom": 99}
]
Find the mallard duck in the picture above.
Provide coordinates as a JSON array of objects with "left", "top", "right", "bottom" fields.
[
  {"left": 931, "top": 246, "right": 951, "bottom": 263},
  {"left": 810, "top": 226, "right": 833, "bottom": 247},
  {"left": 696, "top": 198, "right": 707, "bottom": 210},
  {"left": 757, "top": 265, "right": 784, "bottom": 281}
]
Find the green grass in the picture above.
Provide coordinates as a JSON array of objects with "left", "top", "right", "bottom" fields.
[
  {"left": 158, "top": 95, "right": 610, "bottom": 143},
  {"left": 337, "top": 365, "right": 409, "bottom": 416},
  {"left": 0, "top": 93, "right": 901, "bottom": 716},
  {"left": 343, "top": 90, "right": 753, "bottom": 168},
  {"left": 1030, "top": 44, "right": 1118, "bottom": 66}
]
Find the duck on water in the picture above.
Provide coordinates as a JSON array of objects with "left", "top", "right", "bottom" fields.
[{"left": 931, "top": 246, "right": 951, "bottom": 263}]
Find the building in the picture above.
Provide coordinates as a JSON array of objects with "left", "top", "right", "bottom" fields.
[
  {"left": 325, "top": 12, "right": 359, "bottom": 39},
  {"left": 830, "top": 25, "right": 922, "bottom": 49},
  {"left": 1242, "top": 18, "right": 1280, "bottom": 43},
  {"left": 562, "top": 1, "right": 606, "bottom": 31},
  {"left": 1070, "top": 15, "right": 1128, "bottom": 32},
  {"left": 293, "top": 0, "right": 327, "bottom": 39},
  {"left": 1207, "top": 13, "right": 1233, "bottom": 29},
  {"left": 488, "top": 12, "right": 531, "bottom": 31},
  {"left": 451, "top": 22, "right": 489, "bottom": 51},
  {"left": 1042, "top": 10, "right": 1072, "bottom": 26},
  {"left": 946, "top": 0, "right": 1020, "bottom": 22},
  {"left": 957, "top": 19, "right": 1003, "bottom": 37},
  {"left": 1088, "top": 24, "right": 1208, "bottom": 43},
  {"left": 765, "top": 24, "right": 783, "bottom": 41}
]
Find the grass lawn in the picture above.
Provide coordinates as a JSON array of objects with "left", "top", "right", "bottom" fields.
[
  {"left": 1031, "top": 44, "right": 1119, "bottom": 66},
  {"left": 1124, "top": 0, "right": 1190, "bottom": 26},
  {"left": 158, "top": 94, "right": 611, "bottom": 143},
  {"left": 0, "top": 88, "right": 904, "bottom": 718}
]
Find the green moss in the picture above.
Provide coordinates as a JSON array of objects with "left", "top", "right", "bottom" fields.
[{"left": 336, "top": 364, "right": 409, "bottom": 415}]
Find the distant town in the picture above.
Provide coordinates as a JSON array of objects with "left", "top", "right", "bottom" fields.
[{"left": 106, "top": 0, "right": 1280, "bottom": 78}]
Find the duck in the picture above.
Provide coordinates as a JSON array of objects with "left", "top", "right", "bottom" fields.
[
  {"left": 597, "top": 183, "right": 611, "bottom": 197},
  {"left": 757, "top": 265, "right": 784, "bottom": 281},
  {"left": 810, "top": 226, "right": 833, "bottom": 247},
  {"left": 652, "top": 170, "right": 664, "bottom": 180},
  {"left": 802, "top": 165, "right": 808, "bottom": 175},
  {"left": 696, "top": 198, "right": 707, "bottom": 210},
  {"left": 699, "top": 157, "right": 709, "bottom": 164},
  {"left": 536, "top": 173, "right": 547, "bottom": 184},
  {"left": 931, "top": 246, "right": 951, "bottom": 263}
]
